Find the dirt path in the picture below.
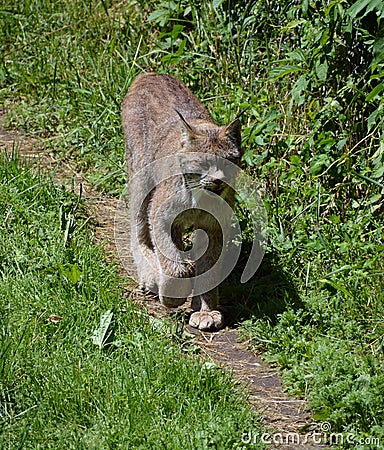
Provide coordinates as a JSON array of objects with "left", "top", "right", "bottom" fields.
[{"left": 0, "top": 118, "right": 330, "bottom": 449}]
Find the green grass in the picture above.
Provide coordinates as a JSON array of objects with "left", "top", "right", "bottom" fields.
[
  {"left": 0, "top": 151, "right": 263, "bottom": 449},
  {"left": 1, "top": 0, "right": 384, "bottom": 448}
]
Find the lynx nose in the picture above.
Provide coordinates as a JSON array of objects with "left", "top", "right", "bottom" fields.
[
  {"left": 212, "top": 169, "right": 225, "bottom": 181},
  {"left": 204, "top": 178, "right": 225, "bottom": 193}
]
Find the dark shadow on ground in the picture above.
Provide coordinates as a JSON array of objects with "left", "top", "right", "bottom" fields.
[{"left": 220, "top": 248, "right": 302, "bottom": 328}]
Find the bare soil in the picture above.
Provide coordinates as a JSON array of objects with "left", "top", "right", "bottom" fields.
[{"left": 0, "top": 116, "right": 330, "bottom": 449}]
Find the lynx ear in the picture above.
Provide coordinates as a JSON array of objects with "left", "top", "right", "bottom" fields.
[
  {"left": 175, "top": 109, "right": 197, "bottom": 144},
  {"left": 221, "top": 108, "right": 247, "bottom": 146},
  {"left": 221, "top": 118, "right": 242, "bottom": 147}
]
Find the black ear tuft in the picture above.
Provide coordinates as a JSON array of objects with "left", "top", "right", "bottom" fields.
[
  {"left": 175, "top": 109, "right": 197, "bottom": 144},
  {"left": 221, "top": 118, "right": 242, "bottom": 147}
]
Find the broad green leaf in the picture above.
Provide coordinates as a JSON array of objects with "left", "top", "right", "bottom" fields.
[
  {"left": 372, "top": 164, "right": 384, "bottom": 179},
  {"left": 373, "top": 36, "right": 384, "bottom": 66},
  {"left": 320, "top": 28, "right": 330, "bottom": 46},
  {"left": 347, "top": 0, "right": 384, "bottom": 18},
  {"left": 147, "top": 9, "right": 167, "bottom": 22},
  {"left": 254, "top": 135, "right": 266, "bottom": 146},
  {"left": 315, "top": 57, "right": 328, "bottom": 82},
  {"left": 283, "top": 19, "right": 306, "bottom": 30},
  {"left": 176, "top": 39, "right": 187, "bottom": 56},
  {"left": 336, "top": 138, "right": 347, "bottom": 150},
  {"left": 170, "top": 24, "right": 184, "bottom": 37},
  {"left": 367, "top": 193, "right": 383, "bottom": 204},
  {"left": 301, "top": 0, "right": 309, "bottom": 16},
  {"left": 58, "top": 263, "right": 82, "bottom": 284},
  {"left": 342, "top": 18, "right": 353, "bottom": 44},
  {"left": 310, "top": 154, "right": 331, "bottom": 176},
  {"left": 92, "top": 309, "right": 115, "bottom": 349},
  {"left": 268, "top": 64, "right": 303, "bottom": 81},
  {"left": 254, "top": 111, "right": 282, "bottom": 133},
  {"left": 213, "top": 0, "right": 224, "bottom": 9},
  {"left": 202, "top": 361, "right": 218, "bottom": 370},
  {"left": 366, "top": 83, "right": 384, "bottom": 102},
  {"left": 290, "top": 155, "right": 301, "bottom": 167},
  {"left": 287, "top": 49, "right": 306, "bottom": 62},
  {"left": 326, "top": 1, "right": 345, "bottom": 20},
  {"left": 367, "top": 108, "right": 380, "bottom": 130},
  {"left": 292, "top": 74, "right": 308, "bottom": 105},
  {"left": 243, "top": 149, "right": 254, "bottom": 166}
]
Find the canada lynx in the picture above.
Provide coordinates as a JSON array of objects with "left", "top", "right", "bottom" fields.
[{"left": 121, "top": 73, "right": 243, "bottom": 330}]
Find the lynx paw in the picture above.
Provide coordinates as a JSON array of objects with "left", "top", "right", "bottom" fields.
[
  {"left": 189, "top": 310, "right": 224, "bottom": 331},
  {"left": 138, "top": 273, "right": 158, "bottom": 293}
]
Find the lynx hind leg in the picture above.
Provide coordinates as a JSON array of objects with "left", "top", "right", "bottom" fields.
[
  {"left": 130, "top": 191, "right": 160, "bottom": 293},
  {"left": 158, "top": 270, "right": 192, "bottom": 308},
  {"left": 131, "top": 238, "right": 159, "bottom": 293},
  {"left": 190, "top": 290, "right": 224, "bottom": 331}
]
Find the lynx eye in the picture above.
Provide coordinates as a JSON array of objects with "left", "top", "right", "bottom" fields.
[
  {"left": 198, "top": 161, "right": 210, "bottom": 173},
  {"left": 227, "top": 154, "right": 240, "bottom": 165}
]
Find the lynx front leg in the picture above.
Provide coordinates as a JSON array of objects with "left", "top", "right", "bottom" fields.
[
  {"left": 153, "top": 218, "right": 192, "bottom": 308},
  {"left": 189, "top": 231, "right": 224, "bottom": 331},
  {"left": 190, "top": 289, "right": 224, "bottom": 331},
  {"left": 157, "top": 255, "right": 192, "bottom": 308}
]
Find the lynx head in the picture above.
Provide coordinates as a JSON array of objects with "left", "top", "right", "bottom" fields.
[{"left": 176, "top": 110, "right": 243, "bottom": 197}]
